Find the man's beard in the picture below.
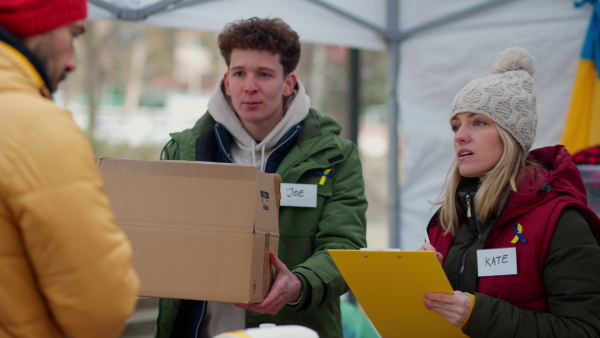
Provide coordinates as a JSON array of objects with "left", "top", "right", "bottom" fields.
[{"left": 29, "top": 37, "right": 62, "bottom": 93}]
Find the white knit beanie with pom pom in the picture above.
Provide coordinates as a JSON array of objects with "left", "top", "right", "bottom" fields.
[{"left": 450, "top": 46, "right": 537, "bottom": 154}]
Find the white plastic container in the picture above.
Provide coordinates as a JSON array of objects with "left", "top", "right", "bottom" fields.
[{"left": 213, "top": 324, "right": 319, "bottom": 338}]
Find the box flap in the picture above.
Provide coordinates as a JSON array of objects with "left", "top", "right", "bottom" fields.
[{"left": 98, "top": 158, "right": 270, "bottom": 234}]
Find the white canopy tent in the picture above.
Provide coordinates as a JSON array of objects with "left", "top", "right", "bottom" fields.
[{"left": 89, "top": 0, "right": 592, "bottom": 249}]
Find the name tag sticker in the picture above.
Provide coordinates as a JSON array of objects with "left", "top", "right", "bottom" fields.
[
  {"left": 280, "top": 183, "right": 317, "bottom": 208},
  {"left": 477, "top": 247, "right": 517, "bottom": 277}
]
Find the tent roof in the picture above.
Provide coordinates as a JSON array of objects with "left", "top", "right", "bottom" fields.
[{"left": 89, "top": 0, "right": 390, "bottom": 50}]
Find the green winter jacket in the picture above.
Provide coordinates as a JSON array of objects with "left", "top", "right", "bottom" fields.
[{"left": 155, "top": 109, "right": 368, "bottom": 338}]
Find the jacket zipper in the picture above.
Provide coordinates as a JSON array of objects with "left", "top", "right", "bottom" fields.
[
  {"left": 456, "top": 191, "right": 513, "bottom": 291},
  {"left": 466, "top": 194, "right": 472, "bottom": 218},
  {"left": 214, "top": 126, "right": 234, "bottom": 163},
  {"left": 458, "top": 193, "right": 481, "bottom": 291}
]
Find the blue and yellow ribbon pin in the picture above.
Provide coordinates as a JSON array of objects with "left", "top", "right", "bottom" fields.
[
  {"left": 511, "top": 223, "right": 528, "bottom": 244},
  {"left": 315, "top": 169, "right": 334, "bottom": 185}
]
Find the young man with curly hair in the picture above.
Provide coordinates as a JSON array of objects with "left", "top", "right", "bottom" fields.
[{"left": 156, "top": 17, "right": 368, "bottom": 338}]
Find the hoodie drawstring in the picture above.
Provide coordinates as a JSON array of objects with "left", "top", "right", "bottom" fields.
[
  {"left": 260, "top": 145, "right": 266, "bottom": 172},
  {"left": 251, "top": 142, "right": 267, "bottom": 172},
  {"left": 251, "top": 142, "right": 256, "bottom": 168}
]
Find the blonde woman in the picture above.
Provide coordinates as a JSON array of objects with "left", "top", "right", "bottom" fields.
[{"left": 421, "top": 47, "right": 600, "bottom": 337}]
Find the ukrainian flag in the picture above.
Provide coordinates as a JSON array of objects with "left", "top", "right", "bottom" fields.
[{"left": 561, "top": 0, "right": 600, "bottom": 154}]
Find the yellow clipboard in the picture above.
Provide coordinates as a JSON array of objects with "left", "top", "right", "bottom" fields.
[{"left": 329, "top": 249, "right": 468, "bottom": 338}]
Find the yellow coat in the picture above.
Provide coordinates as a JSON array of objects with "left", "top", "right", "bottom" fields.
[{"left": 0, "top": 38, "right": 139, "bottom": 337}]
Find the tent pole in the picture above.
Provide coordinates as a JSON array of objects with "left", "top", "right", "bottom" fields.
[
  {"left": 386, "top": 0, "right": 401, "bottom": 249},
  {"left": 349, "top": 49, "right": 360, "bottom": 144},
  {"left": 89, "top": 0, "right": 121, "bottom": 14},
  {"left": 345, "top": 47, "right": 361, "bottom": 307}
]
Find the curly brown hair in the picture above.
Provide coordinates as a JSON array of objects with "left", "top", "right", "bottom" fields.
[{"left": 217, "top": 17, "right": 301, "bottom": 75}]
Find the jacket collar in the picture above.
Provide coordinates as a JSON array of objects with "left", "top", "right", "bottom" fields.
[
  {"left": 494, "top": 145, "right": 583, "bottom": 226},
  {"left": 0, "top": 26, "right": 52, "bottom": 98}
]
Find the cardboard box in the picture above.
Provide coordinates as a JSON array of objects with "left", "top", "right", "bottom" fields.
[{"left": 97, "top": 158, "right": 281, "bottom": 304}]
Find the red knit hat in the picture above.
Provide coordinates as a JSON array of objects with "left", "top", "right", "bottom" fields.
[{"left": 0, "top": 0, "right": 87, "bottom": 39}]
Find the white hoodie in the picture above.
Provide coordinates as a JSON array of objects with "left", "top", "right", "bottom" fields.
[{"left": 206, "top": 79, "right": 311, "bottom": 171}]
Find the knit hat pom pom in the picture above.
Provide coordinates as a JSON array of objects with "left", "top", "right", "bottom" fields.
[{"left": 491, "top": 47, "right": 535, "bottom": 76}]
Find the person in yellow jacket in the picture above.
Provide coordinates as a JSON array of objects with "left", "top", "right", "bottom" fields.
[{"left": 0, "top": 1, "right": 140, "bottom": 337}]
